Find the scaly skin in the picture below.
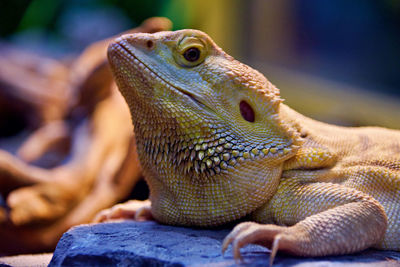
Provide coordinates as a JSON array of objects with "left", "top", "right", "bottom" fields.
[{"left": 104, "top": 29, "right": 400, "bottom": 262}]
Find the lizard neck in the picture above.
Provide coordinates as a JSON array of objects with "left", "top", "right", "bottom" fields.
[
  {"left": 278, "top": 103, "right": 358, "bottom": 150},
  {"left": 279, "top": 104, "right": 368, "bottom": 171},
  {"left": 131, "top": 106, "right": 293, "bottom": 226},
  {"left": 141, "top": 152, "right": 283, "bottom": 227}
]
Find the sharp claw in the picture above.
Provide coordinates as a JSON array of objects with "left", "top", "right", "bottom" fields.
[
  {"left": 134, "top": 206, "right": 153, "bottom": 221},
  {"left": 221, "top": 235, "right": 233, "bottom": 255},
  {"left": 221, "top": 222, "right": 260, "bottom": 262},
  {"left": 134, "top": 207, "right": 145, "bottom": 220},
  {"left": 221, "top": 223, "right": 286, "bottom": 266},
  {"left": 233, "top": 240, "right": 244, "bottom": 264},
  {"left": 93, "top": 215, "right": 101, "bottom": 223},
  {"left": 94, "top": 212, "right": 108, "bottom": 223},
  {"left": 269, "top": 234, "right": 281, "bottom": 267},
  {"left": 221, "top": 245, "right": 227, "bottom": 256}
]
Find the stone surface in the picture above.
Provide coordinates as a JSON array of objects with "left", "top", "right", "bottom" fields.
[{"left": 49, "top": 221, "right": 400, "bottom": 267}]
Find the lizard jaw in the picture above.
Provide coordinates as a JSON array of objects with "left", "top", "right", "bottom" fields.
[
  {"left": 107, "top": 30, "right": 303, "bottom": 226},
  {"left": 109, "top": 39, "right": 212, "bottom": 114},
  {"left": 108, "top": 37, "right": 299, "bottom": 179}
]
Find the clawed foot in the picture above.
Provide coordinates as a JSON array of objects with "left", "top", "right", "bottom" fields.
[
  {"left": 93, "top": 199, "right": 153, "bottom": 223},
  {"left": 222, "top": 222, "right": 292, "bottom": 266}
]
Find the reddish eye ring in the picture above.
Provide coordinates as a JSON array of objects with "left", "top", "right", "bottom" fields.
[{"left": 239, "top": 100, "right": 255, "bottom": 122}]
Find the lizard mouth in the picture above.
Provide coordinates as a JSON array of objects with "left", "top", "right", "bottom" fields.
[
  {"left": 112, "top": 41, "right": 206, "bottom": 109},
  {"left": 109, "top": 39, "right": 298, "bottom": 179}
]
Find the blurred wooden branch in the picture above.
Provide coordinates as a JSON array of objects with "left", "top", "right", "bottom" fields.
[{"left": 0, "top": 17, "right": 172, "bottom": 255}]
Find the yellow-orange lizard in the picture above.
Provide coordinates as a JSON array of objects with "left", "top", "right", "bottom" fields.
[{"left": 97, "top": 29, "right": 400, "bottom": 264}]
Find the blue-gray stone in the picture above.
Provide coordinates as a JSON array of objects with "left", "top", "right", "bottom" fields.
[{"left": 49, "top": 221, "right": 400, "bottom": 267}]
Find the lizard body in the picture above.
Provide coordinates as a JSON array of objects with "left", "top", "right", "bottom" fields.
[{"left": 105, "top": 29, "right": 399, "bottom": 261}]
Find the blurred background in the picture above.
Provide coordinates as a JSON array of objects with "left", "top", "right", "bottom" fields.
[
  {"left": 0, "top": 0, "right": 399, "bottom": 259},
  {"left": 1, "top": 0, "right": 400, "bottom": 127}
]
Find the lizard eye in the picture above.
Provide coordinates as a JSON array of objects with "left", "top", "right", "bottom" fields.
[
  {"left": 183, "top": 47, "right": 200, "bottom": 62},
  {"left": 175, "top": 36, "right": 207, "bottom": 67},
  {"left": 240, "top": 100, "right": 255, "bottom": 122}
]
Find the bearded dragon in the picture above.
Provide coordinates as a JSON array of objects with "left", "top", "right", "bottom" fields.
[{"left": 98, "top": 29, "right": 400, "bottom": 264}]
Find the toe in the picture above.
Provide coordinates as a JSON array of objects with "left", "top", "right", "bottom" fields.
[
  {"left": 93, "top": 209, "right": 110, "bottom": 223},
  {"left": 134, "top": 205, "right": 153, "bottom": 221},
  {"left": 222, "top": 222, "right": 255, "bottom": 255},
  {"left": 222, "top": 222, "right": 287, "bottom": 264},
  {"left": 93, "top": 200, "right": 152, "bottom": 223}
]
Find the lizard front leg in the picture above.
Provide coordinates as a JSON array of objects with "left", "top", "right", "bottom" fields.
[
  {"left": 93, "top": 199, "right": 153, "bottom": 222},
  {"left": 222, "top": 179, "right": 387, "bottom": 264}
]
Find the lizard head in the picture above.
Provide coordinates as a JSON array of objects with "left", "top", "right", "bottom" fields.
[{"left": 108, "top": 29, "right": 302, "bottom": 226}]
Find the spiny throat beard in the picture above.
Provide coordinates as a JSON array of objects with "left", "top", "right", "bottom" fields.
[{"left": 133, "top": 110, "right": 294, "bottom": 180}]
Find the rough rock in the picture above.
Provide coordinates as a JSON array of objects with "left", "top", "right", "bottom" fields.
[{"left": 49, "top": 221, "right": 400, "bottom": 267}]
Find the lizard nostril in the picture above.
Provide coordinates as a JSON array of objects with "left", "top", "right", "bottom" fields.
[{"left": 146, "top": 40, "right": 154, "bottom": 49}]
